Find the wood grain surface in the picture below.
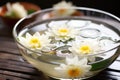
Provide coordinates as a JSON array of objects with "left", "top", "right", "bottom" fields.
[{"left": 0, "top": 37, "right": 120, "bottom": 80}]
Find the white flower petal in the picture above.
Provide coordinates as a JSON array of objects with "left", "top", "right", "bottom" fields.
[
  {"left": 79, "top": 57, "right": 88, "bottom": 65},
  {"left": 26, "top": 32, "right": 32, "bottom": 39},
  {"left": 33, "top": 32, "right": 40, "bottom": 37}
]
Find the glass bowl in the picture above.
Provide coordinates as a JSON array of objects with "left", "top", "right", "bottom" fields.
[{"left": 13, "top": 7, "right": 120, "bottom": 80}]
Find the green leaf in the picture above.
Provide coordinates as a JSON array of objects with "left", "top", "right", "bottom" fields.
[
  {"left": 5, "top": 11, "right": 17, "bottom": 18},
  {"left": 27, "top": 9, "right": 36, "bottom": 14},
  {"left": 90, "top": 58, "right": 111, "bottom": 71}
]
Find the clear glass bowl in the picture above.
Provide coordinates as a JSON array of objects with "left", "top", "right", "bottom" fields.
[{"left": 13, "top": 7, "right": 120, "bottom": 80}]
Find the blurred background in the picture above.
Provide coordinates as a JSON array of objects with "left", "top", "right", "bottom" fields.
[
  {"left": 0, "top": 0, "right": 120, "bottom": 37},
  {"left": 0, "top": 0, "right": 120, "bottom": 17}
]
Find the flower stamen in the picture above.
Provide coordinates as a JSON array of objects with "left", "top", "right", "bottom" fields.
[
  {"left": 79, "top": 45, "right": 91, "bottom": 54},
  {"left": 58, "top": 28, "right": 69, "bottom": 36},
  {"left": 29, "top": 37, "right": 41, "bottom": 48},
  {"left": 67, "top": 65, "right": 82, "bottom": 78}
]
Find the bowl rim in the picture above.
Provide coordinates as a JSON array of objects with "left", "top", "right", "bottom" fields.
[{"left": 13, "top": 7, "right": 120, "bottom": 57}]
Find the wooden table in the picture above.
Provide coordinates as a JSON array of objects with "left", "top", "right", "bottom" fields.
[{"left": 0, "top": 19, "right": 120, "bottom": 80}]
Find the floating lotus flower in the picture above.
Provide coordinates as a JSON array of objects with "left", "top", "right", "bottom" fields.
[
  {"left": 69, "top": 39, "right": 102, "bottom": 62},
  {"left": 48, "top": 23, "right": 79, "bottom": 42},
  {"left": 55, "top": 56, "right": 91, "bottom": 78},
  {"left": 53, "top": 1, "right": 76, "bottom": 16},
  {"left": 18, "top": 32, "right": 51, "bottom": 51}
]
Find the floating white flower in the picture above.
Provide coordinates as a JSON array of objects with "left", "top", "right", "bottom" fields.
[
  {"left": 18, "top": 32, "right": 51, "bottom": 50},
  {"left": 69, "top": 39, "right": 102, "bottom": 62},
  {"left": 55, "top": 56, "right": 91, "bottom": 78},
  {"left": 5, "top": 2, "right": 27, "bottom": 18},
  {"left": 53, "top": 1, "right": 76, "bottom": 16},
  {"left": 48, "top": 23, "right": 79, "bottom": 41}
]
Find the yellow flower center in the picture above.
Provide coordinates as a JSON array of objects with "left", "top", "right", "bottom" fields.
[
  {"left": 58, "top": 28, "right": 69, "bottom": 35},
  {"left": 29, "top": 37, "right": 41, "bottom": 48},
  {"left": 58, "top": 8, "right": 66, "bottom": 15},
  {"left": 79, "top": 45, "right": 91, "bottom": 54},
  {"left": 67, "top": 65, "right": 82, "bottom": 78}
]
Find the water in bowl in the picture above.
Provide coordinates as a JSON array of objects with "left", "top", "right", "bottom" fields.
[{"left": 18, "top": 17, "right": 120, "bottom": 79}]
